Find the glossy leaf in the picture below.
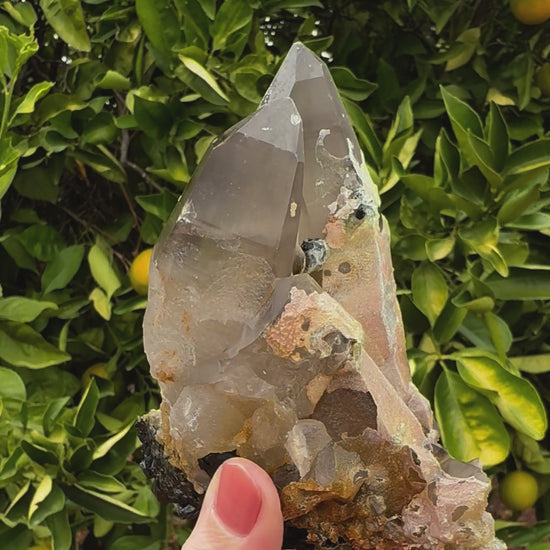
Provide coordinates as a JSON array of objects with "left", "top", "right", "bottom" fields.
[
  {"left": 39, "top": 0, "right": 91, "bottom": 51},
  {"left": 74, "top": 378, "right": 99, "bottom": 437},
  {"left": 46, "top": 510, "right": 71, "bottom": 550},
  {"left": 505, "top": 139, "right": 550, "bottom": 175},
  {"left": 511, "top": 354, "right": 550, "bottom": 374},
  {"left": 411, "top": 262, "right": 448, "bottom": 326},
  {"left": 0, "top": 366, "right": 26, "bottom": 401},
  {"left": 11, "top": 82, "right": 54, "bottom": 121},
  {"left": 179, "top": 55, "right": 229, "bottom": 103},
  {"left": 0, "top": 321, "right": 70, "bottom": 368},
  {"left": 0, "top": 297, "right": 58, "bottom": 322},
  {"left": 62, "top": 484, "right": 152, "bottom": 523},
  {"left": 135, "top": 193, "right": 178, "bottom": 221},
  {"left": 17, "top": 224, "right": 65, "bottom": 261},
  {"left": 455, "top": 352, "right": 547, "bottom": 440},
  {"left": 41, "top": 245, "right": 85, "bottom": 294},
  {"left": 435, "top": 370, "right": 509, "bottom": 466},
  {"left": 88, "top": 240, "right": 121, "bottom": 300},
  {"left": 210, "top": 0, "right": 253, "bottom": 53},
  {"left": 486, "top": 269, "right": 550, "bottom": 300},
  {"left": 135, "top": 0, "right": 180, "bottom": 56}
]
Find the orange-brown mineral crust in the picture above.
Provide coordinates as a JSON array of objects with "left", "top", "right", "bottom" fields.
[{"left": 141, "top": 43, "right": 505, "bottom": 549}]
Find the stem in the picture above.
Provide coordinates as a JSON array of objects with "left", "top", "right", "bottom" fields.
[
  {"left": 125, "top": 160, "right": 165, "bottom": 192},
  {"left": 0, "top": 79, "right": 15, "bottom": 140}
]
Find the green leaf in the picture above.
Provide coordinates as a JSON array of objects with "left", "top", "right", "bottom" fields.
[
  {"left": 498, "top": 186, "right": 540, "bottom": 225},
  {"left": 441, "top": 86, "right": 483, "bottom": 138},
  {"left": 2, "top": 1, "right": 37, "bottom": 27},
  {"left": 513, "top": 432, "right": 550, "bottom": 474},
  {"left": 433, "top": 302, "right": 467, "bottom": 344},
  {"left": 459, "top": 219, "right": 508, "bottom": 277},
  {"left": 411, "top": 262, "right": 448, "bottom": 326},
  {"left": 455, "top": 352, "right": 547, "bottom": 440},
  {"left": 29, "top": 476, "right": 55, "bottom": 523},
  {"left": 35, "top": 93, "right": 88, "bottom": 123},
  {"left": 46, "top": 510, "right": 71, "bottom": 550},
  {"left": 0, "top": 321, "right": 70, "bottom": 368},
  {"left": 74, "top": 378, "right": 99, "bottom": 437},
  {"left": 485, "top": 269, "right": 550, "bottom": 300},
  {"left": 62, "top": 484, "right": 152, "bottom": 523},
  {"left": 435, "top": 370, "right": 509, "bottom": 466},
  {"left": 0, "top": 525, "right": 32, "bottom": 550},
  {"left": 11, "top": 81, "right": 54, "bottom": 121},
  {"left": 17, "top": 224, "right": 65, "bottom": 261},
  {"left": 504, "top": 139, "right": 550, "bottom": 175},
  {"left": 426, "top": 236, "right": 455, "bottom": 261},
  {"left": 511, "top": 354, "right": 550, "bottom": 374},
  {"left": 331, "top": 67, "right": 377, "bottom": 102},
  {"left": 445, "top": 28, "right": 480, "bottom": 72},
  {"left": 77, "top": 471, "right": 127, "bottom": 493},
  {"left": 434, "top": 128, "right": 460, "bottom": 185},
  {"left": 42, "top": 244, "right": 85, "bottom": 294},
  {"left": 82, "top": 112, "right": 119, "bottom": 145},
  {"left": 88, "top": 240, "right": 121, "bottom": 299},
  {"left": 0, "top": 297, "right": 57, "bottom": 322},
  {"left": 135, "top": 193, "right": 178, "bottom": 221},
  {"left": 135, "top": 0, "right": 180, "bottom": 57},
  {"left": 96, "top": 70, "right": 131, "bottom": 91},
  {"left": 43, "top": 397, "right": 71, "bottom": 435},
  {"left": 89, "top": 287, "right": 111, "bottom": 320},
  {"left": 133, "top": 96, "right": 172, "bottom": 140},
  {"left": 343, "top": 99, "right": 382, "bottom": 169},
  {"left": 484, "top": 312, "right": 512, "bottom": 358},
  {"left": 92, "top": 421, "right": 134, "bottom": 459},
  {"left": 0, "top": 366, "right": 25, "bottom": 401},
  {"left": 0, "top": 137, "right": 20, "bottom": 201},
  {"left": 440, "top": 86, "right": 500, "bottom": 180},
  {"left": 210, "top": 0, "right": 252, "bottom": 53},
  {"left": 178, "top": 55, "right": 229, "bottom": 102},
  {"left": 486, "top": 102, "right": 509, "bottom": 171},
  {"left": 13, "top": 157, "right": 63, "bottom": 203},
  {"left": 174, "top": 0, "right": 210, "bottom": 48},
  {"left": 39, "top": 0, "right": 91, "bottom": 51}
]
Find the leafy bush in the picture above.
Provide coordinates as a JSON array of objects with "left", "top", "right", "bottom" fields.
[{"left": 1, "top": 0, "right": 550, "bottom": 548}]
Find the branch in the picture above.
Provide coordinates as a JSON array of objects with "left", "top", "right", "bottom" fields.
[{"left": 124, "top": 160, "right": 165, "bottom": 192}]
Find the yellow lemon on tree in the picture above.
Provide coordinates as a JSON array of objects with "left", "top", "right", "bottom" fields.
[
  {"left": 129, "top": 248, "right": 153, "bottom": 295},
  {"left": 500, "top": 470, "right": 539, "bottom": 511},
  {"left": 510, "top": 0, "right": 550, "bottom": 24},
  {"left": 535, "top": 63, "right": 550, "bottom": 96}
]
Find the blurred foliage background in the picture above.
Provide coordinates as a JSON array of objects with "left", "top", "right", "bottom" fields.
[{"left": 1, "top": 0, "right": 550, "bottom": 548}]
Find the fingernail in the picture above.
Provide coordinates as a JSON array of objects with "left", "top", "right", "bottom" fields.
[{"left": 214, "top": 461, "right": 262, "bottom": 536}]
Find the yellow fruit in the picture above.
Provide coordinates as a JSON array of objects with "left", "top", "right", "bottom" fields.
[
  {"left": 510, "top": 0, "right": 550, "bottom": 24},
  {"left": 535, "top": 63, "right": 550, "bottom": 96},
  {"left": 81, "top": 363, "right": 109, "bottom": 387},
  {"left": 129, "top": 248, "right": 153, "bottom": 295},
  {"left": 500, "top": 470, "right": 539, "bottom": 511}
]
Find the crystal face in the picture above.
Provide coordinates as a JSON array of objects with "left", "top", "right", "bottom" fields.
[{"left": 142, "top": 43, "right": 503, "bottom": 549}]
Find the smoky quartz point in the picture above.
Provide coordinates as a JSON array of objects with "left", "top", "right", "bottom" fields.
[{"left": 141, "top": 43, "right": 504, "bottom": 549}]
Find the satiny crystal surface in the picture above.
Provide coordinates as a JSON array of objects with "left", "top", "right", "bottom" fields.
[{"left": 143, "top": 43, "right": 503, "bottom": 549}]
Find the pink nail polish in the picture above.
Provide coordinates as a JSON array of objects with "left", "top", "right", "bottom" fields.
[{"left": 214, "top": 462, "right": 262, "bottom": 536}]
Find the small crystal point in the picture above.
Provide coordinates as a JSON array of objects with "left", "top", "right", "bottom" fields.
[
  {"left": 142, "top": 44, "right": 503, "bottom": 550},
  {"left": 185, "top": 97, "right": 304, "bottom": 277}
]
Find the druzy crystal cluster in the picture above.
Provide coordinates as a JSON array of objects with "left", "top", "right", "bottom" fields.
[{"left": 141, "top": 43, "right": 503, "bottom": 549}]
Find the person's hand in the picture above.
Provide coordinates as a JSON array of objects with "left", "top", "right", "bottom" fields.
[{"left": 182, "top": 457, "right": 284, "bottom": 550}]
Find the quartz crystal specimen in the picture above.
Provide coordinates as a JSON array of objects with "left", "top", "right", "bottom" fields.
[{"left": 141, "top": 43, "right": 504, "bottom": 549}]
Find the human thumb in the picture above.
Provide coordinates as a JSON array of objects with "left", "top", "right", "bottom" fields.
[{"left": 182, "top": 457, "right": 284, "bottom": 550}]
